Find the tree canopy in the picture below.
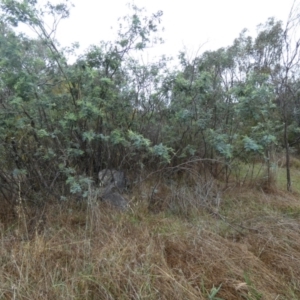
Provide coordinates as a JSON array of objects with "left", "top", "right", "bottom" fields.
[{"left": 1, "top": 0, "right": 300, "bottom": 204}]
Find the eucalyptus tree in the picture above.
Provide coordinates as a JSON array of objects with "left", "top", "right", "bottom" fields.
[
  {"left": 166, "top": 15, "right": 293, "bottom": 185},
  {"left": 203, "top": 10, "right": 300, "bottom": 189},
  {"left": 273, "top": 1, "right": 300, "bottom": 191},
  {"left": 248, "top": 3, "right": 300, "bottom": 191}
]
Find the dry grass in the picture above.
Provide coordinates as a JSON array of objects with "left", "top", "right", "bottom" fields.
[
  {"left": 277, "top": 154, "right": 300, "bottom": 170},
  {"left": 0, "top": 180, "right": 300, "bottom": 299}
]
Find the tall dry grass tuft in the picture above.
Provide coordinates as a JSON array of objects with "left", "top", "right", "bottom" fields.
[
  {"left": 254, "top": 167, "right": 278, "bottom": 193},
  {"left": 277, "top": 153, "right": 300, "bottom": 170},
  {"left": 140, "top": 164, "right": 222, "bottom": 216}
]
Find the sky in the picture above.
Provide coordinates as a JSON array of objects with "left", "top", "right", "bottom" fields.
[{"left": 18, "top": 0, "right": 297, "bottom": 62}]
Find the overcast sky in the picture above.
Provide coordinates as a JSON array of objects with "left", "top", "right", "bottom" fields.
[{"left": 22, "top": 0, "right": 297, "bottom": 62}]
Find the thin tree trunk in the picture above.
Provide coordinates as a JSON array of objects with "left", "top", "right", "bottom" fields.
[{"left": 284, "top": 119, "right": 292, "bottom": 191}]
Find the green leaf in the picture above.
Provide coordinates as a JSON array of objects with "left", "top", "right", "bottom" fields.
[
  {"left": 243, "top": 136, "right": 263, "bottom": 152},
  {"left": 110, "top": 129, "right": 127, "bottom": 146},
  {"left": 37, "top": 129, "right": 49, "bottom": 137},
  {"left": 152, "top": 143, "right": 173, "bottom": 163},
  {"left": 128, "top": 130, "right": 151, "bottom": 149},
  {"left": 82, "top": 130, "right": 96, "bottom": 142}
]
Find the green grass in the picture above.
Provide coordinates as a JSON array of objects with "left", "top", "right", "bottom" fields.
[
  {"left": 231, "top": 158, "right": 300, "bottom": 193},
  {"left": 276, "top": 166, "right": 300, "bottom": 192}
]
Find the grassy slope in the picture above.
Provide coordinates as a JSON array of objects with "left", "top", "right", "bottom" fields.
[{"left": 1, "top": 167, "right": 300, "bottom": 299}]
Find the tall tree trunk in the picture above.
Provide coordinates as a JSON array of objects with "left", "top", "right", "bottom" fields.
[{"left": 284, "top": 117, "right": 292, "bottom": 191}]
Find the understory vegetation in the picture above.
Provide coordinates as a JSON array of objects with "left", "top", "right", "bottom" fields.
[
  {"left": 1, "top": 0, "right": 300, "bottom": 299},
  {"left": 1, "top": 170, "right": 300, "bottom": 299}
]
